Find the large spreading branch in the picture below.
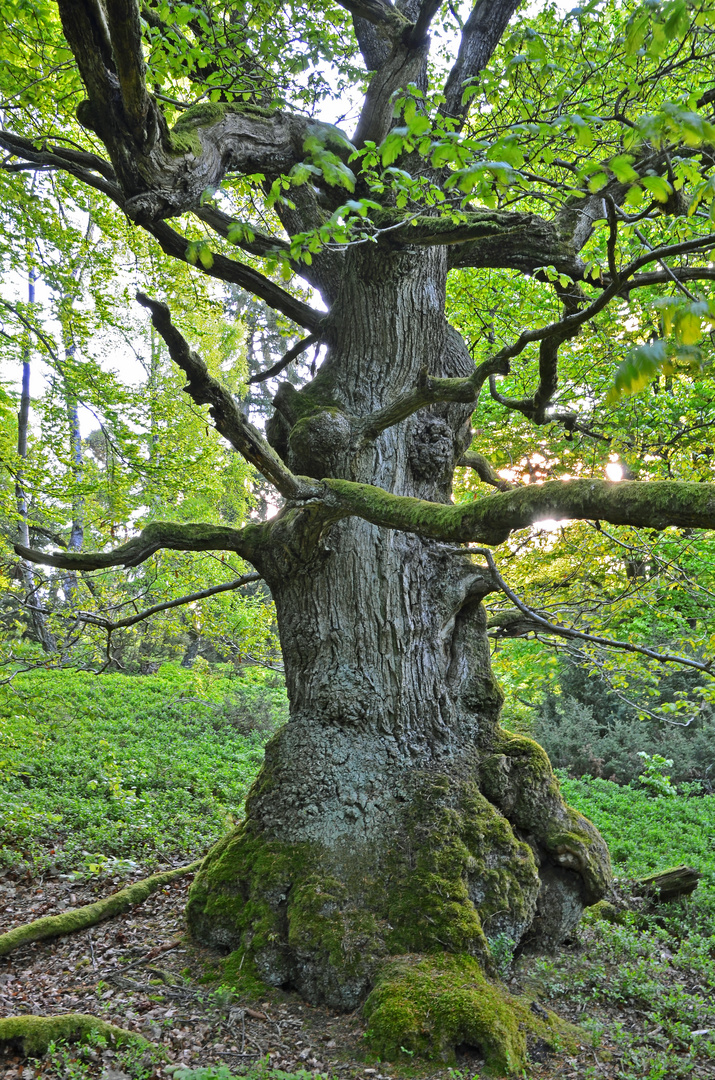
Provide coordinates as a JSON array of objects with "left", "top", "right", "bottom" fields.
[
  {"left": 441, "top": 0, "right": 521, "bottom": 128},
  {"left": 352, "top": 0, "right": 442, "bottom": 147},
  {"left": 19, "top": 478, "right": 715, "bottom": 577},
  {"left": 334, "top": 0, "right": 408, "bottom": 32},
  {"left": 16, "top": 520, "right": 265, "bottom": 571},
  {"left": 401, "top": 211, "right": 586, "bottom": 279},
  {"left": 53, "top": 0, "right": 349, "bottom": 224},
  {"left": 322, "top": 477, "right": 715, "bottom": 546},
  {"left": 135, "top": 292, "right": 320, "bottom": 500},
  {"left": 0, "top": 133, "right": 323, "bottom": 331}
]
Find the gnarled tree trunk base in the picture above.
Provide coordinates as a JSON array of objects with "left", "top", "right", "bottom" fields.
[{"left": 186, "top": 726, "right": 610, "bottom": 1072}]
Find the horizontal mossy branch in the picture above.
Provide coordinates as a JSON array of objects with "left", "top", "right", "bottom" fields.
[
  {"left": 0, "top": 861, "right": 202, "bottom": 958},
  {"left": 0, "top": 1014, "right": 154, "bottom": 1057},
  {"left": 15, "top": 520, "right": 265, "bottom": 572},
  {"left": 22, "top": 479, "right": 715, "bottom": 575},
  {"left": 323, "top": 477, "right": 715, "bottom": 546},
  {"left": 381, "top": 209, "right": 585, "bottom": 279}
]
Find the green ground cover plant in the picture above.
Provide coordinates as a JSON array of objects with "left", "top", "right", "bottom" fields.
[
  {"left": 560, "top": 773, "right": 715, "bottom": 891},
  {"left": 3, "top": 668, "right": 715, "bottom": 1079},
  {"left": 0, "top": 665, "right": 287, "bottom": 874},
  {"left": 530, "top": 774, "right": 715, "bottom": 1079}
]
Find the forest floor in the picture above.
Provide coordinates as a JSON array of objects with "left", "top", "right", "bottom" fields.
[
  {"left": 2, "top": 668, "right": 715, "bottom": 1080},
  {"left": 1, "top": 858, "right": 714, "bottom": 1080}
]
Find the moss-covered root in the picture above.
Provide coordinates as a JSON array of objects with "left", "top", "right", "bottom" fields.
[
  {"left": 363, "top": 953, "right": 580, "bottom": 1077},
  {"left": 0, "top": 860, "right": 202, "bottom": 958},
  {"left": 0, "top": 1014, "right": 154, "bottom": 1057}
]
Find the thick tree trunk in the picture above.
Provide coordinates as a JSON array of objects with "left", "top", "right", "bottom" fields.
[{"left": 186, "top": 243, "right": 611, "bottom": 1068}]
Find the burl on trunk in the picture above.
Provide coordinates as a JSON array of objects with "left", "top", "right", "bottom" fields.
[{"left": 185, "top": 245, "right": 611, "bottom": 1072}]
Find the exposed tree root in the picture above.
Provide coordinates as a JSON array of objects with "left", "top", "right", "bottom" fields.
[
  {"left": 363, "top": 953, "right": 583, "bottom": 1076},
  {"left": 0, "top": 1014, "right": 155, "bottom": 1057},
  {"left": 0, "top": 860, "right": 202, "bottom": 957}
]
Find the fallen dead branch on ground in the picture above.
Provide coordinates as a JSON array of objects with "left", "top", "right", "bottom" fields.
[{"left": 0, "top": 861, "right": 202, "bottom": 958}]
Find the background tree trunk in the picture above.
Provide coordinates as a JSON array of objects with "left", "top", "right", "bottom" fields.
[{"left": 16, "top": 272, "right": 56, "bottom": 653}]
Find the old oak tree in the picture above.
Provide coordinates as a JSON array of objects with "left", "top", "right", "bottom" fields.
[{"left": 3, "top": 0, "right": 715, "bottom": 1070}]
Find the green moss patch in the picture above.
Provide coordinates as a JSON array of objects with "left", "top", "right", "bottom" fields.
[
  {"left": 481, "top": 729, "right": 612, "bottom": 905},
  {"left": 0, "top": 1014, "right": 153, "bottom": 1057},
  {"left": 363, "top": 952, "right": 580, "bottom": 1076},
  {"left": 384, "top": 775, "right": 538, "bottom": 960},
  {"left": 187, "top": 770, "right": 543, "bottom": 995}
]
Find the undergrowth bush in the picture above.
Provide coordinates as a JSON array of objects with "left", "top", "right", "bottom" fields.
[
  {"left": 532, "top": 660, "right": 715, "bottom": 786},
  {"left": 0, "top": 663, "right": 287, "bottom": 873}
]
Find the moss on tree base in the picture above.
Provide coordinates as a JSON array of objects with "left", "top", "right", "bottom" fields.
[
  {"left": 363, "top": 952, "right": 581, "bottom": 1076},
  {"left": 187, "top": 724, "right": 611, "bottom": 1056},
  {"left": 186, "top": 767, "right": 549, "bottom": 1006}
]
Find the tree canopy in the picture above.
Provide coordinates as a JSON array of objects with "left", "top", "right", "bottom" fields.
[{"left": 2, "top": 0, "right": 715, "bottom": 598}]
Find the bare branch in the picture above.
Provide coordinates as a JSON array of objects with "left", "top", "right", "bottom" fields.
[
  {"left": 79, "top": 572, "right": 262, "bottom": 631},
  {"left": 486, "top": 232, "right": 715, "bottom": 379},
  {"left": 487, "top": 286, "right": 582, "bottom": 423},
  {"left": 458, "top": 452, "right": 515, "bottom": 491},
  {"left": 0, "top": 130, "right": 122, "bottom": 202},
  {"left": 248, "top": 334, "right": 320, "bottom": 385},
  {"left": 195, "top": 206, "right": 291, "bottom": 261},
  {"left": 135, "top": 292, "right": 321, "bottom": 500},
  {"left": 358, "top": 353, "right": 507, "bottom": 438},
  {"left": 621, "top": 266, "right": 715, "bottom": 293},
  {"left": 604, "top": 195, "right": 619, "bottom": 281},
  {"left": 472, "top": 547, "right": 713, "bottom": 676},
  {"left": 146, "top": 222, "right": 323, "bottom": 331}
]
